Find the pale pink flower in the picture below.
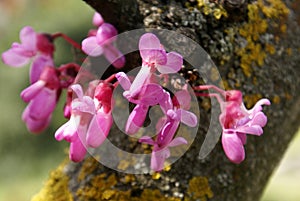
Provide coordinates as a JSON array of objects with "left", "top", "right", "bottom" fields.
[{"left": 82, "top": 23, "right": 125, "bottom": 68}]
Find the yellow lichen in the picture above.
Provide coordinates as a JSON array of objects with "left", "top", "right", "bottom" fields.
[
  {"left": 195, "top": 0, "right": 227, "bottom": 19},
  {"left": 152, "top": 172, "right": 162, "bottom": 180},
  {"left": 135, "top": 189, "right": 181, "bottom": 201},
  {"left": 31, "top": 159, "right": 73, "bottom": 201},
  {"left": 76, "top": 170, "right": 182, "bottom": 201},
  {"left": 77, "top": 157, "right": 99, "bottom": 182},
  {"left": 237, "top": 0, "right": 289, "bottom": 77},
  {"left": 76, "top": 173, "right": 118, "bottom": 200},
  {"left": 117, "top": 159, "right": 131, "bottom": 171},
  {"left": 186, "top": 176, "right": 214, "bottom": 201},
  {"left": 272, "top": 95, "right": 281, "bottom": 104}
]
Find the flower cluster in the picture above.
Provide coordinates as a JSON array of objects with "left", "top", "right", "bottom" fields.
[{"left": 2, "top": 12, "right": 270, "bottom": 172}]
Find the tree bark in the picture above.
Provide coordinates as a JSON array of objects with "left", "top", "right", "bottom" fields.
[{"left": 32, "top": 0, "right": 300, "bottom": 201}]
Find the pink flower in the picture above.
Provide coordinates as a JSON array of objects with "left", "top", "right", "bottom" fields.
[
  {"left": 139, "top": 89, "right": 197, "bottom": 172},
  {"left": 139, "top": 130, "right": 187, "bottom": 172},
  {"left": 125, "top": 33, "right": 183, "bottom": 97},
  {"left": 21, "top": 66, "right": 60, "bottom": 133},
  {"left": 220, "top": 92, "right": 270, "bottom": 163},
  {"left": 55, "top": 84, "right": 94, "bottom": 162},
  {"left": 2, "top": 26, "right": 54, "bottom": 83},
  {"left": 82, "top": 23, "right": 125, "bottom": 68},
  {"left": 116, "top": 72, "right": 165, "bottom": 134},
  {"left": 55, "top": 82, "right": 114, "bottom": 162},
  {"left": 139, "top": 33, "right": 183, "bottom": 74},
  {"left": 194, "top": 86, "right": 270, "bottom": 163}
]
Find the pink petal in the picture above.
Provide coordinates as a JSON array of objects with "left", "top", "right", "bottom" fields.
[
  {"left": 174, "top": 89, "right": 191, "bottom": 110},
  {"left": 86, "top": 113, "right": 112, "bottom": 148},
  {"left": 156, "top": 52, "right": 183, "bottom": 74},
  {"left": 103, "top": 44, "right": 125, "bottom": 68},
  {"left": 1, "top": 49, "right": 31, "bottom": 67},
  {"left": 116, "top": 72, "right": 131, "bottom": 90},
  {"left": 55, "top": 117, "right": 79, "bottom": 142},
  {"left": 222, "top": 133, "right": 245, "bottom": 164},
  {"left": 69, "top": 137, "right": 87, "bottom": 162},
  {"left": 139, "top": 136, "right": 155, "bottom": 145},
  {"left": 70, "top": 84, "right": 84, "bottom": 99},
  {"left": 236, "top": 125, "right": 263, "bottom": 136},
  {"left": 157, "top": 120, "right": 180, "bottom": 147},
  {"left": 125, "top": 104, "right": 149, "bottom": 135},
  {"left": 19, "top": 26, "right": 37, "bottom": 51},
  {"left": 178, "top": 109, "right": 198, "bottom": 127},
  {"left": 168, "top": 137, "right": 187, "bottom": 147},
  {"left": 30, "top": 55, "right": 54, "bottom": 83},
  {"left": 156, "top": 117, "right": 167, "bottom": 133},
  {"left": 141, "top": 49, "right": 167, "bottom": 65},
  {"left": 139, "top": 33, "right": 161, "bottom": 54},
  {"left": 138, "top": 84, "right": 164, "bottom": 106},
  {"left": 71, "top": 96, "right": 95, "bottom": 114},
  {"left": 128, "top": 65, "right": 150, "bottom": 97},
  {"left": 93, "top": 12, "right": 104, "bottom": 27},
  {"left": 251, "top": 112, "right": 267, "bottom": 127},
  {"left": 22, "top": 107, "right": 51, "bottom": 133},
  {"left": 96, "top": 23, "right": 117, "bottom": 45},
  {"left": 159, "top": 91, "right": 173, "bottom": 114},
  {"left": 19, "top": 26, "right": 37, "bottom": 52},
  {"left": 82, "top": 36, "right": 104, "bottom": 56},
  {"left": 20, "top": 80, "right": 46, "bottom": 102},
  {"left": 29, "top": 88, "right": 57, "bottom": 119},
  {"left": 151, "top": 148, "right": 170, "bottom": 172},
  {"left": 238, "top": 133, "right": 247, "bottom": 145}
]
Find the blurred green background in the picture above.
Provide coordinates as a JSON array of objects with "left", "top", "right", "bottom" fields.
[{"left": 0, "top": 1, "right": 299, "bottom": 200}]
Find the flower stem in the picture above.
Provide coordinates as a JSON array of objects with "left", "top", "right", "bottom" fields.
[
  {"left": 52, "top": 33, "right": 82, "bottom": 50},
  {"left": 193, "top": 85, "right": 226, "bottom": 97}
]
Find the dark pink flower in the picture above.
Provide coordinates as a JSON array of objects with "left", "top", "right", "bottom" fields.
[
  {"left": 2, "top": 26, "right": 54, "bottom": 83},
  {"left": 82, "top": 23, "right": 125, "bottom": 68}
]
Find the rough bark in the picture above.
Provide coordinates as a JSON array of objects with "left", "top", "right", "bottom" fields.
[{"left": 32, "top": 0, "right": 300, "bottom": 201}]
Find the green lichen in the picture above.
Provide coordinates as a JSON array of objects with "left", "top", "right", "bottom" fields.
[
  {"left": 31, "top": 159, "right": 73, "bottom": 201},
  {"left": 237, "top": 0, "right": 289, "bottom": 77}
]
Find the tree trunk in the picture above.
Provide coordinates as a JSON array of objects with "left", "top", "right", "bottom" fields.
[{"left": 32, "top": 0, "right": 300, "bottom": 200}]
